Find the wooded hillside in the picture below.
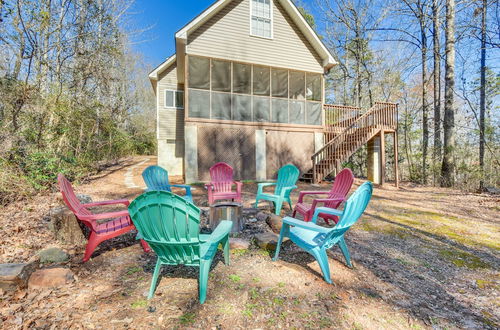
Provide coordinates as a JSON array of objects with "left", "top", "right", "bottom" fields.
[{"left": 0, "top": 0, "right": 156, "bottom": 205}]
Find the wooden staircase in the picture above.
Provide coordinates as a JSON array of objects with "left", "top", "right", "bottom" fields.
[{"left": 302, "top": 102, "right": 398, "bottom": 183}]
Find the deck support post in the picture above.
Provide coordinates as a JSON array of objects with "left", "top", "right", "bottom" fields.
[
  {"left": 367, "top": 133, "right": 382, "bottom": 185},
  {"left": 394, "top": 131, "right": 399, "bottom": 188},
  {"left": 380, "top": 130, "right": 385, "bottom": 186}
]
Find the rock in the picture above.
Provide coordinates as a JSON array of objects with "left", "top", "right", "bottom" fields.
[
  {"left": 266, "top": 214, "right": 283, "bottom": 234},
  {"left": 243, "top": 208, "right": 260, "bottom": 216},
  {"left": 28, "top": 268, "right": 74, "bottom": 290},
  {"left": 38, "top": 247, "right": 69, "bottom": 263},
  {"left": 48, "top": 207, "right": 87, "bottom": 246},
  {"left": 56, "top": 193, "right": 92, "bottom": 206},
  {"left": 229, "top": 238, "right": 250, "bottom": 250},
  {"left": 484, "top": 186, "right": 500, "bottom": 194},
  {"left": 0, "top": 261, "right": 39, "bottom": 291},
  {"left": 256, "top": 211, "right": 271, "bottom": 222},
  {"left": 254, "top": 232, "right": 279, "bottom": 251}
]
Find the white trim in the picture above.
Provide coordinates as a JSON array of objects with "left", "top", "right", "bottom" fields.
[
  {"left": 164, "top": 89, "right": 184, "bottom": 109},
  {"left": 174, "top": 0, "right": 337, "bottom": 70},
  {"left": 149, "top": 54, "right": 176, "bottom": 81},
  {"left": 249, "top": 0, "right": 273, "bottom": 39}
]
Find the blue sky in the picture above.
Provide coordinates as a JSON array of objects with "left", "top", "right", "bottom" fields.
[{"left": 129, "top": 0, "right": 216, "bottom": 67}]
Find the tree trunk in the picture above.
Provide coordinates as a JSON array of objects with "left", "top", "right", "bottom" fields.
[
  {"left": 440, "top": 0, "right": 455, "bottom": 187},
  {"left": 421, "top": 19, "right": 429, "bottom": 184},
  {"left": 479, "top": 0, "right": 487, "bottom": 191},
  {"left": 432, "top": 0, "right": 441, "bottom": 185}
]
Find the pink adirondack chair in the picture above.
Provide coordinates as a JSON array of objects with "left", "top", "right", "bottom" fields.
[
  {"left": 57, "top": 174, "right": 150, "bottom": 262},
  {"left": 205, "top": 162, "right": 242, "bottom": 205},
  {"left": 293, "top": 168, "right": 354, "bottom": 224}
]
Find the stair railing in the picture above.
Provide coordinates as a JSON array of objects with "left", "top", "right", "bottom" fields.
[{"left": 312, "top": 102, "right": 398, "bottom": 183}]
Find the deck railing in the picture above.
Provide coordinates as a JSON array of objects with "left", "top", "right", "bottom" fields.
[{"left": 313, "top": 102, "right": 398, "bottom": 183}]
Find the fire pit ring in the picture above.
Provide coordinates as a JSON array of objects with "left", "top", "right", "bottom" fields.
[{"left": 209, "top": 202, "right": 243, "bottom": 233}]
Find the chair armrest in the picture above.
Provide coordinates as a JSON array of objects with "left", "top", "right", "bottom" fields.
[
  {"left": 171, "top": 184, "right": 191, "bottom": 190},
  {"left": 204, "top": 183, "right": 214, "bottom": 190},
  {"left": 282, "top": 217, "right": 331, "bottom": 233},
  {"left": 78, "top": 210, "right": 129, "bottom": 221},
  {"left": 298, "top": 191, "right": 329, "bottom": 203},
  {"left": 280, "top": 185, "right": 298, "bottom": 198},
  {"left": 311, "top": 198, "right": 345, "bottom": 210},
  {"left": 311, "top": 207, "right": 343, "bottom": 224},
  {"left": 206, "top": 220, "right": 232, "bottom": 243},
  {"left": 83, "top": 199, "right": 130, "bottom": 207},
  {"left": 257, "top": 182, "right": 276, "bottom": 194}
]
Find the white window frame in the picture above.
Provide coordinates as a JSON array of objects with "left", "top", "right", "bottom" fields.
[
  {"left": 164, "top": 89, "right": 184, "bottom": 109},
  {"left": 249, "top": 0, "right": 273, "bottom": 39}
]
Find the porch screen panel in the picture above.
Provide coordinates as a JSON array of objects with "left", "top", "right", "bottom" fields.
[
  {"left": 211, "top": 59, "right": 231, "bottom": 92},
  {"left": 253, "top": 96, "right": 270, "bottom": 122},
  {"left": 188, "top": 89, "right": 210, "bottom": 118},
  {"left": 211, "top": 92, "right": 231, "bottom": 120},
  {"left": 271, "top": 68, "right": 288, "bottom": 98},
  {"left": 306, "top": 102, "right": 321, "bottom": 125},
  {"left": 289, "top": 100, "right": 305, "bottom": 124},
  {"left": 253, "top": 66, "right": 270, "bottom": 96},
  {"left": 306, "top": 73, "right": 321, "bottom": 101},
  {"left": 289, "top": 71, "right": 305, "bottom": 100},
  {"left": 233, "top": 94, "right": 252, "bottom": 121},
  {"left": 233, "top": 63, "right": 251, "bottom": 94},
  {"left": 188, "top": 56, "right": 210, "bottom": 90},
  {"left": 271, "top": 98, "right": 288, "bottom": 123}
]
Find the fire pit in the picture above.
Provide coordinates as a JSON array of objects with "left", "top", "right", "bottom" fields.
[{"left": 209, "top": 202, "right": 243, "bottom": 233}]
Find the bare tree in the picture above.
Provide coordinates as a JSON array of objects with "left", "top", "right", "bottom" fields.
[
  {"left": 440, "top": 0, "right": 456, "bottom": 187},
  {"left": 432, "top": 0, "right": 442, "bottom": 184}
]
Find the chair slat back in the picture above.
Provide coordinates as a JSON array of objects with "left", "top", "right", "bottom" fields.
[
  {"left": 57, "top": 174, "right": 92, "bottom": 218},
  {"left": 142, "top": 165, "right": 171, "bottom": 192},
  {"left": 128, "top": 191, "right": 201, "bottom": 265},
  {"left": 325, "top": 168, "right": 354, "bottom": 208},
  {"left": 210, "top": 162, "right": 234, "bottom": 193},
  {"left": 274, "top": 164, "right": 300, "bottom": 195}
]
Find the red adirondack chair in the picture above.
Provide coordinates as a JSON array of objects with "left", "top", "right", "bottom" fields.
[
  {"left": 293, "top": 168, "right": 354, "bottom": 224},
  {"left": 205, "top": 162, "right": 243, "bottom": 204},
  {"left": 57, "top": 174, "right": 150, "bottom": 262}
]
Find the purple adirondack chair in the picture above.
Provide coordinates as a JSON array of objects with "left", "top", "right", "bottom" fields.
[
  {"left": 205, "top": 162, "right": 242, "bottom": 205},
  {"left": 293, "top": 168, "right": 354, "bottom": 224}
]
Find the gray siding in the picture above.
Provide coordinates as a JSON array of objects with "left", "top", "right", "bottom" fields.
[
  {"left": 157, "top": 64, "right": 184, "bottom": 141},
  {"left": 187, "top": 0, "right": 324, "bottom": 73}
]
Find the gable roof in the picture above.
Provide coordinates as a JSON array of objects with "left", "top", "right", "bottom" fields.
[
  {"left": 150, "top": 0, "right": 337, "bottom": 81},
  {"left": 149, "top": 54, "right": 176, "bottom": 81}
]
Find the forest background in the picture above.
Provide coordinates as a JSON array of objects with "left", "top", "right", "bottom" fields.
[{"left": 0, "top": 0, "right": 498, "bottom": 205}]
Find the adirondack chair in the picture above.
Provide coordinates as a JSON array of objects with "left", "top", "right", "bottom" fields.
[
  {"left": 254, "top": 164, "right": 300, "bottom": 215},
  {"left": 293, "top": 168, "right": 354, "bottom": 224},
  {"left": 128, "top": 191, "right": 232, "bottom": 303},
  {"left": 142, "top": 165, "right": 193, "bottom": 203},
  {"left": 205, "top": 162, "right": 242, "bottom": 204},
  {"left": 274, "top": 181, "right": 373, "bottom": 284},
  {"left": 57, "top": 174, "right": 150, "bottom": 262}
]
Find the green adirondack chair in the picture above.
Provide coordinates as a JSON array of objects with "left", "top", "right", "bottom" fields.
[
  {"left": 128, "top": 191, "right": 232, "bottom": 303},
  {"left": 254, "top": 164, "right": 300, "bottom": 215}
]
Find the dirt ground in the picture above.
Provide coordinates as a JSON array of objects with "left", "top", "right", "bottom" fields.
[{"left": 1, "top": 156, "right": 499, "bottom": 329}]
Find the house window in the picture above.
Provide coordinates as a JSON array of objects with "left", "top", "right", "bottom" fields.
[
  {"left": 251, "top": 0, "right": 272, "bottom": 39},
  {"left": 165, "top": 90, "right": 184, "bottom": 109},
  {"left": 187, "top": 55, "right": 323, "bottom": 125}
]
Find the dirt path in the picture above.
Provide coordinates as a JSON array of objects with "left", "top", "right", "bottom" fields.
[{"left": 1, "top": 156, "right": 498, "bottom": 329}]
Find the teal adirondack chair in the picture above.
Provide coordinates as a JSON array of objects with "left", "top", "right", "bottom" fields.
[
  {"left": 142, "top": 165, "right": 193, "bottom": 203},
  {"left": 254, "top": 164, "right": 300, "bottom": 215},
  {"left": 273, "top": 182, "right": 373, "bottom": 284},
  {"left": 128, "top": 191, "right": 231, "bottom": 303}
]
